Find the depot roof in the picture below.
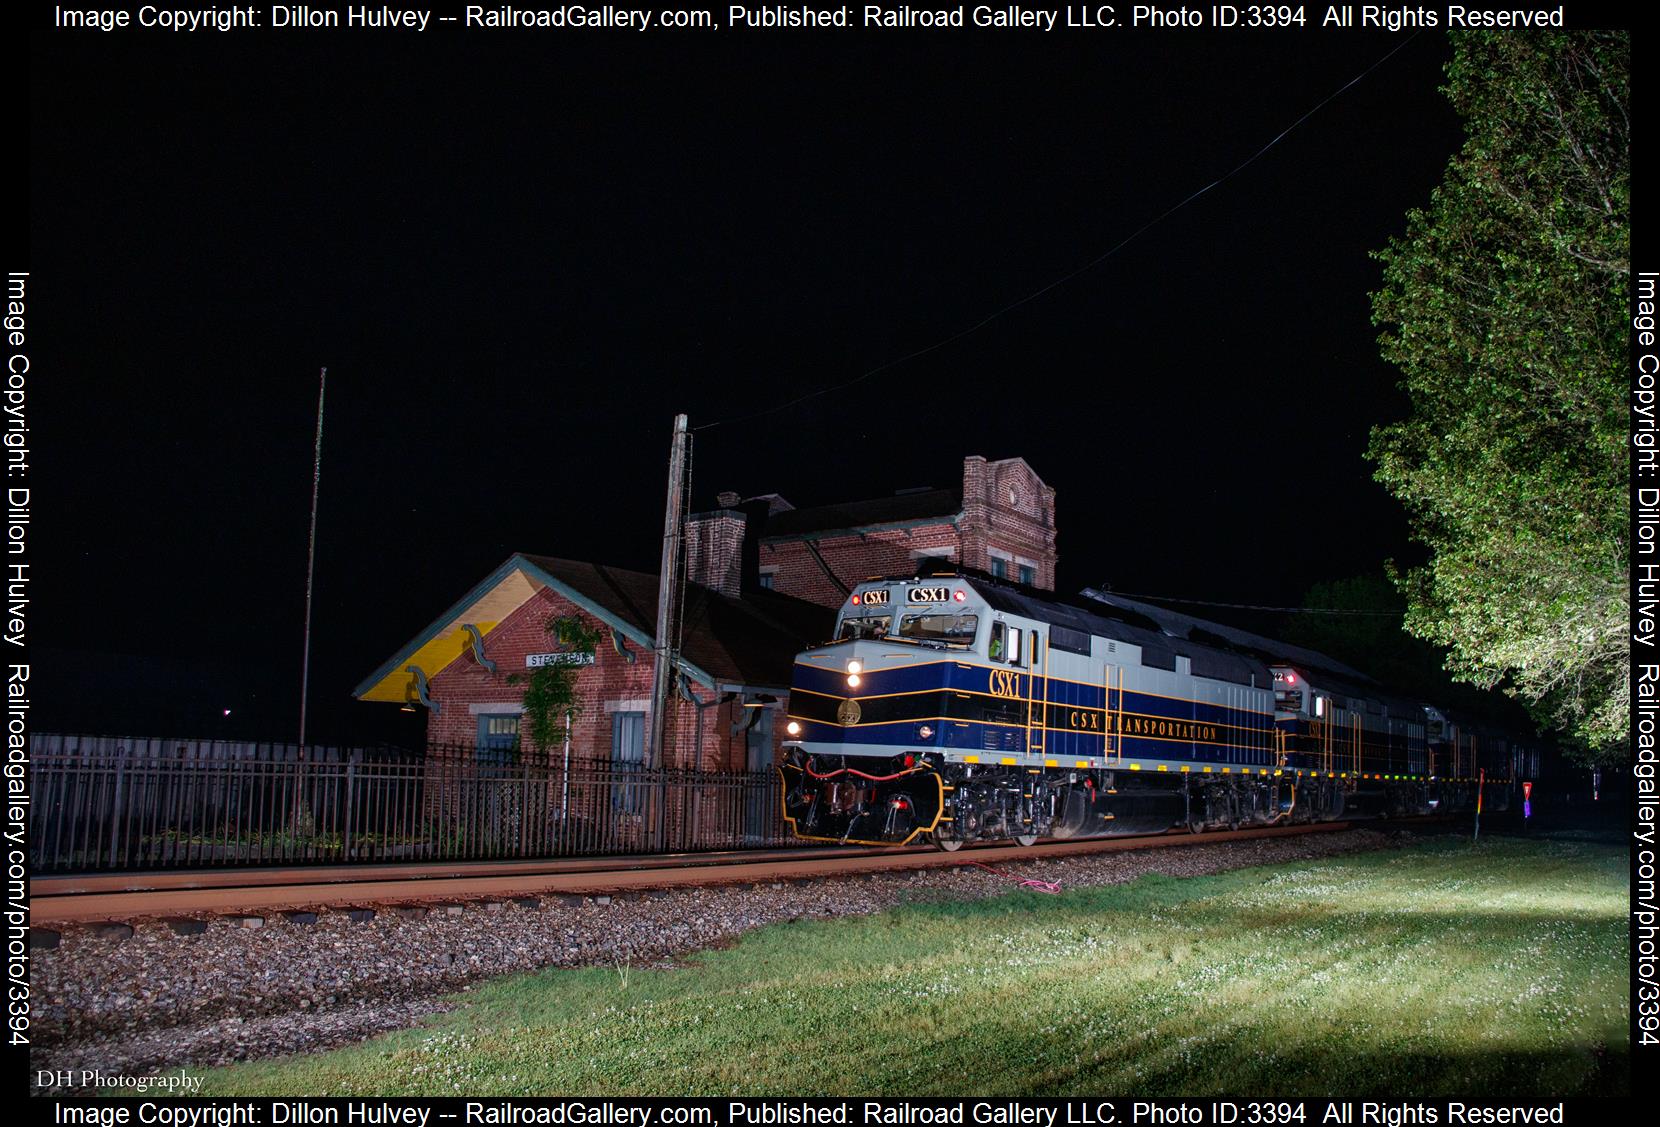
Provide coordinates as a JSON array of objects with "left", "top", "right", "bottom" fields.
[{"left": 355, "top": 553, "right": 833, "bottom": 704}]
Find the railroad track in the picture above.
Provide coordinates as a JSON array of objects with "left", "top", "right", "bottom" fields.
[{"left": 28, "top": 820, "right": 1383, "bottom": 927}]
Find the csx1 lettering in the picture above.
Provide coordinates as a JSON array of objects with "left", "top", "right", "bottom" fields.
[
  {"left": 908, "top": 586, "right": 949, "bottom": 602},
  {"left": 990, "top": 669, "right": 1021, "bottom": 698}
]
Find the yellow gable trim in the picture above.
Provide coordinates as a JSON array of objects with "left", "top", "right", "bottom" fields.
[{"left": 358, "top": 568, "right": 542, "bottom": 702}]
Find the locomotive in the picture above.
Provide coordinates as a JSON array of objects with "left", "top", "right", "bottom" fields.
[{"left": 778, "top": 570, "right": 1529, "bottom": 848}]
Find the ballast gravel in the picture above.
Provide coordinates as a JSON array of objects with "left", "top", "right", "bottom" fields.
[{"left": 30, "top": 828, "right": 1406, "bottom": 1087}]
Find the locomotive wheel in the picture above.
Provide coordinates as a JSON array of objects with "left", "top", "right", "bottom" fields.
[
  {"left": 1013, "top": 834, "right": 1039, "bottom": 848},
  {"left": 933, "top": 835, "right": 965, "bottom": 852}
]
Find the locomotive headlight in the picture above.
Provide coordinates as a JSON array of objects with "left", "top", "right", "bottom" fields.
[
  {"left": 846, "top": 674, "right": 862, "bottom": 689},
  {"left": 845, "top": 659, "right": 863, "bottom": 675},
  {"left": 918, "top": 725, "right": 934, "bottom": 740},
  {"left": 786, "top": 721, "right": 802, "bottom": 737}
]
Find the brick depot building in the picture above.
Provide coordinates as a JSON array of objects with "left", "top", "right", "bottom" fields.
[{"left": 355, "top": 456, "right": 1056, "bottom": 772}]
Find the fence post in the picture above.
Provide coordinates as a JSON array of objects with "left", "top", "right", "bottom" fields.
[
  {"left": 343, "top": 754, "right": 356, "bottom": 860},
  {"left": 107, "top": 751, "right": 128, "bottom": 870},
  {"left": 521, "top": 756, "right": 531, "bottom": 858}
]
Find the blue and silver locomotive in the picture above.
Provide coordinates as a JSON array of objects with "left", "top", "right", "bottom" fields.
[{"left": 779, "top": 571, "right": 1514, "bottom": 847}]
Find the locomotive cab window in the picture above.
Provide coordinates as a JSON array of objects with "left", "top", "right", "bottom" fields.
[
  {"left": 898, "top": 612, "right": 978, "bottom": 646},
  {"left": 837, "top": 615, "right": 890, "bottom": 641},
  {"left": 989, "top": 621, "right": 1024, "bottom": 665}
]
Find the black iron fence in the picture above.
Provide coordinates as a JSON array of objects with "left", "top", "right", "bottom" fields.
[{"left": 28, "top": 735, "right": 801, "bottom": 873}]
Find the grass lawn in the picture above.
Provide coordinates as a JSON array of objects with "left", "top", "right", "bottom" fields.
[{"left": 194, "top": 835, "right": 1629, "bottom": 1097}]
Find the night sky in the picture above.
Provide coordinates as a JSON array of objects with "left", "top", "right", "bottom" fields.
[{"left": 29, "top": 21, "right": 1474, "bottom": 745}]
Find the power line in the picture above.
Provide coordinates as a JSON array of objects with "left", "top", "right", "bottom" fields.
[
  {"left": 1100, "top": 590, "right": 1402, "bottom": 617},
  {"left": 696, "top": 32, "right": 1423, "bottom": 433}
]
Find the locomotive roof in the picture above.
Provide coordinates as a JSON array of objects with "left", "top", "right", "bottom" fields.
[
  {"left": 1081, "top": 588, "right": 1427, "bottom": 717},
  {"left": 856, "top": 571, "right": 1451, "bottom": 715},
  {"left": 960, "top": 576, "right": 1273, "bottom": 690},
  {"left": 1080, "top": 588, "right": 1374, "bottom": 683}
]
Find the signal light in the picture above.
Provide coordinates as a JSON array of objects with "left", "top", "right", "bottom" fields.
[
  {"left": 1523, "top": 780, "right": 1533, "bottom": 800},
  {"left": 953, "top": 590, "right": 967, "bottom": 602},
  {"left": 851, "top": 594, "right": 861, "bottom": 605}
]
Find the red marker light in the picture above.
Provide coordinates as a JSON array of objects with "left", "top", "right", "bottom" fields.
[
  {"left": 1523, "top": 781, "right": 1532, "bottom": 800},
  {"left": 850, "top": 594, "right": 862, "bottom": 605},
  {"left": 953, "top": 590, "right": 967, "bottom": 602},
  {"left": 1286, "top": 673, "right": 1296, "bottom": 684}
]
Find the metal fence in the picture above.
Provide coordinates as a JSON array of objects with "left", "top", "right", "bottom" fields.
[{"left": 28, "top": 735, "right": 800, "bottom": 873}]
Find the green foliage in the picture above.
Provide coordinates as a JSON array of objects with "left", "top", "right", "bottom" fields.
[
  {"left": 1368, "top": 32, "right": 1628, "bottom": 764},
  {"left": 507, "top": 615, "right": 602, "bottom": 752}
]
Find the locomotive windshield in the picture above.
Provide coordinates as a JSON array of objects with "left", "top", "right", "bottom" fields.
[
  {"left": 836, "top": 614, "right": 891, "bottom": 641},
  {"left": 897, "top": 612, "right": 978, "bottom": 646}
]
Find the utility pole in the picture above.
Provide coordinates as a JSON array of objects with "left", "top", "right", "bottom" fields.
[
  {"left": 644, "top": 413, "right": 689, "bottom": 770},
  {"left": 299, "top": 366, "right": 327, "bottom": 748}
]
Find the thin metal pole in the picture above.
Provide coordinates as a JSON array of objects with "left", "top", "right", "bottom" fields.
[
  {"left": 561, "top": 711, "right": 571, "bottom": 820},
  {"left": 299, "top": 367, "right": 327, "bottom": 747},
  {"left": 1473, "top": 767, "right": 1485, "bottom": 842}
]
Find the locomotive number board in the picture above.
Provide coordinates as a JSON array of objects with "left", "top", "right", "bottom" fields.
[{"left": 907, "top": 586, "right": 951, "bottom": 602}]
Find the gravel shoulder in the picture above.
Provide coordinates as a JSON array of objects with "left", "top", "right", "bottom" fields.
[{"left": 31, "top": 828, "right": 1409, "bottom": 1086}]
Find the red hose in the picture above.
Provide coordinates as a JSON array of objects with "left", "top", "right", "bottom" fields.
[
  {"left": 963, "top": 861, "right": 1062, "bottom": 895},
  {"left": 803, "top": 759, "right": 925, "bottom": 783}
]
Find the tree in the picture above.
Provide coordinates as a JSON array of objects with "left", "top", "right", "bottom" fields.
[
  {"left": 1367, "top": 32, "right": 1628, "bottom": 765},
  {"left": 509, "top": 614, "right": 602, "bottom": 753},
  {"left": 1280, "top": 574, "right": 1531, "bottom": 728}
]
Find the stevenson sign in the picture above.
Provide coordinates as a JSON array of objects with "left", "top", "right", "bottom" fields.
[{"left": 525, "top": 652, "right": 596, "bottom": 668}]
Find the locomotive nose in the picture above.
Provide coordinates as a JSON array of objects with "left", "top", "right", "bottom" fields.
[{"left": 777, "top": 750, "right": 945, "bottom": 846}]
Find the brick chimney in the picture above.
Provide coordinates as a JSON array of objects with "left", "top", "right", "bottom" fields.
[
  {"left": 684, "top": 505, "right": 746, "bottom": 597},
  {"left": 959, "top": 455, "right": 990, "bottom": 574}
]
